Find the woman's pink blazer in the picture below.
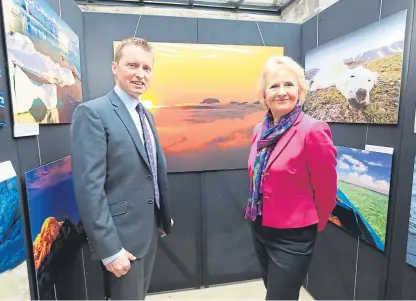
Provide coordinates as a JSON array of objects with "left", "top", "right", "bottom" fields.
[{"left": 248, "top": 112, "right": 338, "bottom": 231}]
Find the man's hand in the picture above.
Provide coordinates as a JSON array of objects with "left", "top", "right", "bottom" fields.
[
  {"left": 161, "top": 218, "right": 174, "bottom": 237},
  {"left": 105, "top": 250, "right": 136, "bottom": 277}
]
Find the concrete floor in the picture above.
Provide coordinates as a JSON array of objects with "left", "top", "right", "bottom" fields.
[{"left": 147, "top": 279, "right": 314, "bottom": 300}]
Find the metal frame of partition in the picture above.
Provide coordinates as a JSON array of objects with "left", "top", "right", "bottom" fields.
[{"left": 75, "top": 0, "right": 296, "bottom": 14}]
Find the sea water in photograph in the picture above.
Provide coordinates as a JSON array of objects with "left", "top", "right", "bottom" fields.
[
  {"left": 0, "top": 70, "right": 5, "bottom": 126},
  {"left": 0, "top": 162, "right": 30, "bottom": 300},
  {"left": 406, "top": 158, "right": 416, "bottom": 267},
  {"left": 1, "top": 0, "right": 82, "bottom": 125},
  {"left": 113, "top": 41, "right": 283, "bottom": 172},
  {"left": 304, "top": 9, "right": 406, "bottom": 124},
  {"left": 330, "top": 146, "right": 393, "bottom": 251}
]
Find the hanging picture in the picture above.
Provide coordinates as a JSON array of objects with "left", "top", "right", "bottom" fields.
[
  {"left": 304, "top": 9, "right": 407, "bottom": 124},
  {"left": 0, "top": 161, "right": 31, "bottom": 300},
  {"left": 0, "top": 70, "right": 5, "bottom": 126},
  {"left": 25, "top": 156, "right": 84, "bottom": 300},
  {"left": 113, "top": 41, "right": 284, "bottom": 172},
  {"left": 330, "top": 146, "right": 393, "bottom": 251},
  {"left": 406, "top": 157, "right": 416, "bottom": 267},
  {"left": 1, "top": 0, "right": 83, "bottom": 130}
]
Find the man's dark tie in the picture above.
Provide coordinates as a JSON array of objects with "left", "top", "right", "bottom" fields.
[{"left": 136, "top": 102, "right": 160, "bottom": 209}]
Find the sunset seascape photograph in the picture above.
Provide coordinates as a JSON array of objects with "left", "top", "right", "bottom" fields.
[{"left": 114, "top": 41, "right": 284, "bottom": 172}]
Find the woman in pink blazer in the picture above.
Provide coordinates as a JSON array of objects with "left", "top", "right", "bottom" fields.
[{"left": 245, "top": 55, "right": 337, "bottom": 300}]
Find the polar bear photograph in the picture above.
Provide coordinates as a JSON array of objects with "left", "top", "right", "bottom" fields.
[
  {"left": 309, "top": 62, "right": 379, "bottom": 110},
  {"left": 304, "top": 10, "right": 406, "bottom": 124}
]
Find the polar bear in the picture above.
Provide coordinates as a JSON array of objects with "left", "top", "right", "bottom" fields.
[{"left": 309, "top": 61, "right": 379, "bottom": 109}]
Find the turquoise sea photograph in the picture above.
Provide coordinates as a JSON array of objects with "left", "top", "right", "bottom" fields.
[
  {"left": 0, "top": 166, "right": 30, "bottom": 300},
  {"left": 330, "top": 146, "right": 393, "bottom": 251}
]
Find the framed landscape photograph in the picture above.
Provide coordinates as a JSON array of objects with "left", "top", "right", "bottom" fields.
[{"left": 330, "top": 146, "right": 393, "bottom": 251}]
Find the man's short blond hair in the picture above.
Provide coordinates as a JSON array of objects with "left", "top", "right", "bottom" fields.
[
  {"left": 257, "top": 55, "right": 308, "bottom": 105},
  {"left": 114, "top": 37, "right": 153, "bottom": 63}
]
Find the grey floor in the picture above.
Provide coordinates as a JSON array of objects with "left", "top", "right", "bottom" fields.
[{"left": 147, "top": 279, "right": 314, "bottom": 300}]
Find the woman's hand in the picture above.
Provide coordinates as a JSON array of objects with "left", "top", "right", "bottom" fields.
[{"left": 305, "top": 121, "right": 338, "bottom": 231}]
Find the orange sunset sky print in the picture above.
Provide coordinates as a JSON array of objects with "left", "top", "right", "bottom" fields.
[{"left": 113, "top": 42, "right": 284, "bottom": 172}]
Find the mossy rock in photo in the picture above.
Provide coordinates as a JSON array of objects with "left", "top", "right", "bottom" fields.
[{"left": 304, "top": 52, "right": 403, "bottom": 124}]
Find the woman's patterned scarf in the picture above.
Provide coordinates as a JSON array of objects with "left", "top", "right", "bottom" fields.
[{"left": 245, "top": 102, "right": 302, "bottom": 221}]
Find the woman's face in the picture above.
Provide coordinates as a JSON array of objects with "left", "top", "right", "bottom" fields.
[{"left": 263, "top": 67, "right": 300, "bottom": 121}]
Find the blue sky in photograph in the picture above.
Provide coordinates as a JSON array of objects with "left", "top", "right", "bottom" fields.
[
  {"left": 7, "top": 0, "right": 82, "bottom": 76},
  {"left": 28, "top": 0, "right": 79, "bottom": 43},
  {"left": 25, "top": 156, "right": 79, "bottom": 242},
  {"left": 305, "top": 9, "right": 407, "bottom": 71},
  {"left": 336, "top": 146, "right": 393, "bottom": 195}
]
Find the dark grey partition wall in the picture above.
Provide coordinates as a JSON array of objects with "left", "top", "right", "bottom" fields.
[
  {"left": 0, "top": 0, "right": 89, "bottom": 299},
  {"left": 385, "top": 0, "right": 416, "bottom": 299},
  {"left": 82, "top": 11, "right": 301, "bottom": 296},
  {"left": 0, "top": 6, "right": 37, "bottom": 301},
  {"left": 201, "top": 170, "right": 260, "bottom": 285},
  {"left": 301, "top": 0, "right": 416, "bottom": 299}
]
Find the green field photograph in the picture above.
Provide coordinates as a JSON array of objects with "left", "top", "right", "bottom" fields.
[
  {"left": 304, "top": 9, "right": 406, "bottom": 124},
  {"left": 330, "top": 146, "right": 393, "bottom": 251}
]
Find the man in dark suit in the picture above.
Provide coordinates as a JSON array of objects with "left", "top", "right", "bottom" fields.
[{"left": 70, "top": 37, "right": 173, "bottom": 300}]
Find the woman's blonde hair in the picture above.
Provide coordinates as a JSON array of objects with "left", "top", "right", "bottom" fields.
[{"left": 257, "top": 55, "right": 308, "bottom": 107}]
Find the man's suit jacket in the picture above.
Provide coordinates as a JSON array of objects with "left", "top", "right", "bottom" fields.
[
  {"left": 248, "top": 112, "right": 337, "bottom": 232},
  {"left": 70, "top": 88, "right": 172, "bottom": 261}
]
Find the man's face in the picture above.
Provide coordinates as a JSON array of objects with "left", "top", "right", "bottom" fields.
[{"left": 112, "top": 45, "right": 153, "bottom": 99}]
